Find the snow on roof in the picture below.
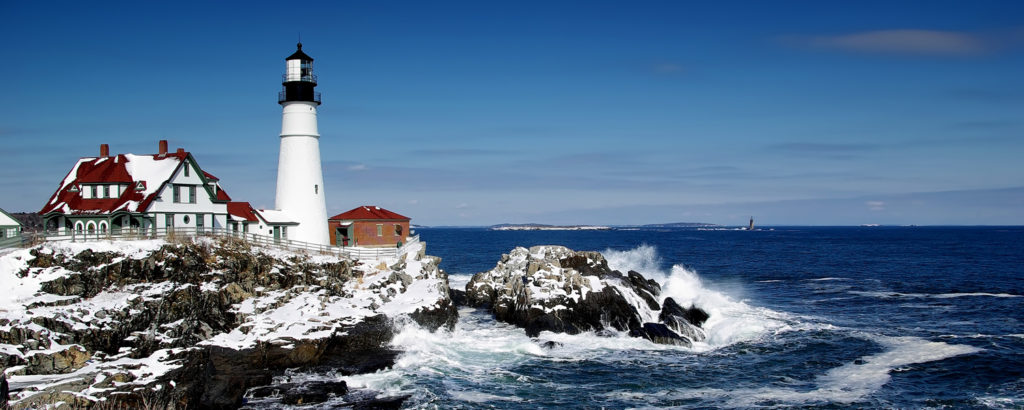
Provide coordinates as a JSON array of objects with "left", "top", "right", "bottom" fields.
[
  {"left": 0, "top": 208, "right": 21, "bottom": 226},
  {"left": 39, "top": 150, "right": 231, "bottom": 216},
  {"left": 256, "top": 209, "right": 298, "bottom": 225},
  {"left": 329, "top": 205, "right": 409, "bottom": 221}
]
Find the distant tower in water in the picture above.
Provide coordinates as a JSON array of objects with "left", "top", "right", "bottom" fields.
[
  {"left": 275, "top": 43, "right": 329, "bottom": 245},
  {"left": 748, "top": 216, "right": 755, "bottom": 231}
]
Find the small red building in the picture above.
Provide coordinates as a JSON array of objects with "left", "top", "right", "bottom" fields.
[{"left": 328, "top": 206, "right": 410, "bottom": 247}]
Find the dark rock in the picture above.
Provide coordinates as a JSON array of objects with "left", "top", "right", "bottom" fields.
[
  {"left": 5, "top": 236, "right": 453, "bottom": 409},
  {"left": 659, "top": 297, "right": 709, "bottom": 343},
  {"left": 468, "top": 246, "right": 712, "bottom": 346},
  {"left": 629, "top": 322, "right": 692, "bottom": 347},
  {"left": 539, "top": 340, "right": 563, "bottom": 349},
  {"left": 627, "top": 270, "right": 662, "bottom": 311},
  {"left": 450, "top": 288, "right": 468, "bottom": 307},
  {"left": 351, "top": 394, "right": 412, "bottom": 410}
]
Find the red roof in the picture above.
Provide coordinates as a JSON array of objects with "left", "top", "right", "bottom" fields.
[
  {"left": 227, "top": 202, "right": 259, "bottom": 222},
  {"left": 40, "top": 150, "right": 229, "bottom": 216},
  {"left": 75, "top": 155, "right": 134, "bottom": 184},
  {"left": 329, "top": 206, "right": 409, "bottom": 221}
]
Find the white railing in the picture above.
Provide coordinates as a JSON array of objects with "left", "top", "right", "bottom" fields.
[{"left": 27, "top": 227, "right": 420, "bottom": 262}]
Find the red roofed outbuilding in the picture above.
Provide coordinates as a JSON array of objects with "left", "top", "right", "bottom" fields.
[{"left": 328, "top": 206, "right": 410, "bottom": 247}]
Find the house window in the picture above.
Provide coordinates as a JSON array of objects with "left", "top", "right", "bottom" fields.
[
  {"left": 243, "top": 223, "right": 249, "bottom": 233},
  {"left": 395, "top": 224, "right": 402, "bottom": 236},
  {"left": 172, "top": 185, "right": 181, "bottom": 203},
  {"left": 196, "top": 214, "right": 204, "bottom": 231},
  {"left": 90, "top": 185, "right": 97, "bottom": 198},
  {"left": 377, "top": 224, "right": 383, "bottom": 237},
  {"left": 166, "top": 214, "right": 174, "bottom": 228},
  {"left": 189, "top": 186, "right": 196, "bottom": 203},
  {"left": 184, "top": 164, "right": 190, "bottom": 177},
  {"left": 282, "top": 226, "right": 288, "bottom": 239},
  {"left": 98, "top": 222, "right": 108, "bottom": 233},
  {"left": 75, "top": 221, "right": 84, "bottom": 233}
]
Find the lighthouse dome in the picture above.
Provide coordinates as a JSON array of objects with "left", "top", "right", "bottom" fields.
[{"left": 286, "top": 42, "right": 314, "bottom": 61}]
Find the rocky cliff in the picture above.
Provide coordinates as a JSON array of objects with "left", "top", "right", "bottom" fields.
[
  {"left": 0, "top": 236, "right": 456, "bottom": 409},
  {"left": 466, "top": 246, "right": 708, "bottom": 346}
]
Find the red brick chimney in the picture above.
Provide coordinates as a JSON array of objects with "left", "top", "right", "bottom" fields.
[
  {"left": 100, "top": 144, "right": 109, "bottom": 157},
  {"left": 159, "top": 140, "right": 168, "bottom": 156},
  {"left": 176, "top": 148, "right": 185, "bottom": 155}
]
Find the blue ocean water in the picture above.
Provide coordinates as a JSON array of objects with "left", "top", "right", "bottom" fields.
[{"left": 344, "top": 226, "right": 1024, "bottom": 408}]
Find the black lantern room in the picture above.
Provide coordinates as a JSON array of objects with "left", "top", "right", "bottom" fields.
[{"left": 279, "top": 43, "right": 321, "bottom": 105}]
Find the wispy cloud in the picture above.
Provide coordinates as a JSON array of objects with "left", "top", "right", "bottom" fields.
[
  {"left": 347, "top": 164, "right": 368, "bottom": 171},
  {"left": 789, "top": 29, "right": 989, "bottom": 56},
  {"left": 652, "top": 63, "right": 685, "bottom": 74},
  {"left": 410, "top": 148, "right": 514, "bottom": 157},
  {"left": 866, "top": 200, "right": 886, "bottom": 211},
  {"left": 947, "top": 88, "right": 1024, "bottom": 103},
  {"left": 766, "top": 142, "right": 880, "bottom": 159}
]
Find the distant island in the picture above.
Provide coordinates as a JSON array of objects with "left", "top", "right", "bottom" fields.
[
  {"left": 490, "top": 224, "right": 613, "bottom": 231},
  {"left": 488, "top": 222, "right": 720, "bottom": 231},
  {"left": 639, "top": 222, "right": 720, "bottom": 228}
]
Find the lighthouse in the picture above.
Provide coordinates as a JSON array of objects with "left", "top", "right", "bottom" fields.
[{"left": 275, "top": 43, "right": 329, "bottom": 245}]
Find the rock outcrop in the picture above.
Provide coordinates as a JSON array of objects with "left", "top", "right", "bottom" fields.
[
  {"left": 466, "top": 246, "right": 708, "bottom": 346},
  {"left": 0, "top": 236, "right": 456, "bottom": 409}
]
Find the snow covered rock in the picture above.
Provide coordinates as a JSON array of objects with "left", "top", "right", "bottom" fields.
[
  {"left": 466, "top": 246, "right": 708, "bottom": 346},
  {"left": 0, "top": 237, "right": 455, "bottom": 409}
]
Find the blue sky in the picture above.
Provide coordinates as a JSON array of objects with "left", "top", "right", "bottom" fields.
[{"left": 2, "top": 1, "right": 1022, "bottom": 225}]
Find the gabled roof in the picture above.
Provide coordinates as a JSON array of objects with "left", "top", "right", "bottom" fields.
[
  {"left": 329, "top": 206, "right": 409, "bottom": 221},
  {"left": 39, "top": 151, "right": 227, "bottom": 216},
  {"left": 227, "top": 202, "right": 259, "bottom": 222},
  {"left": 0, "top": 208, "right": 21, "bottom": 226}
]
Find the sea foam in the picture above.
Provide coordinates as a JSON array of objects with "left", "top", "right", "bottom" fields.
[{"left": 604, "top": 244, "right": 793, "bottom": 350}]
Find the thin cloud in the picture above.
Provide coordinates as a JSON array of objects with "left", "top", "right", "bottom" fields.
[
  {"left": 410, "top": 148, "right": 514, "bottom": 157},
  {"left": 791, "top": 29, "right": 988, "bottom": 56},
  {"left": 766, "top": 142, "right": 880, "bottom": 158},
  {"left": 347, "top": 164, "right": 368, "bottom": 171},
  {"left": 866, "top": 200, "right": 886, "bottom": 211},
  {"left": 653, "top": 63, "right": 685, "bottom": 74},
  {"left": 947, "top": 88, "right": 1024, "bottom": 103}
]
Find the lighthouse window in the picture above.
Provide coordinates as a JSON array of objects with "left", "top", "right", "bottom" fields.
[
  {"left": 301, "top": 62, "right": 312, "bottom": 80},
  {"left": 315, "top": 184, "right": 318, "bottom": 194}
]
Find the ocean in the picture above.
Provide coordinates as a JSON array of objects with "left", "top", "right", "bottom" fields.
[{"left": 284, "top": 226, "right": 1024, "bottom": 408}]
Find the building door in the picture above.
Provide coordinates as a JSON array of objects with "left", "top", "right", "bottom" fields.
[{"left": 273, "top": 226, "right": 281, "bottom": 244}]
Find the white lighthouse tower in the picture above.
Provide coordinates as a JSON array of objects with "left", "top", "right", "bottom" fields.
[{"left": 275, "top": 43, "right": 329, "bottom": 245}]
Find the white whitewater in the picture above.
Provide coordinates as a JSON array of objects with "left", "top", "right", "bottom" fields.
[{"left": 340, "top": 245, "right": 981, "bottom": 407}]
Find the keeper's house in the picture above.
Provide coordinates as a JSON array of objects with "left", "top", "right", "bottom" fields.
[
  {"left": 328, "top": 206, "right": 410, "bottom": 247},
  {"left": 0, "top": 207, "right": 23, "bottom": 247},
  {"left": 39, "top": 141, "right": 285, "bottom": 237}
]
